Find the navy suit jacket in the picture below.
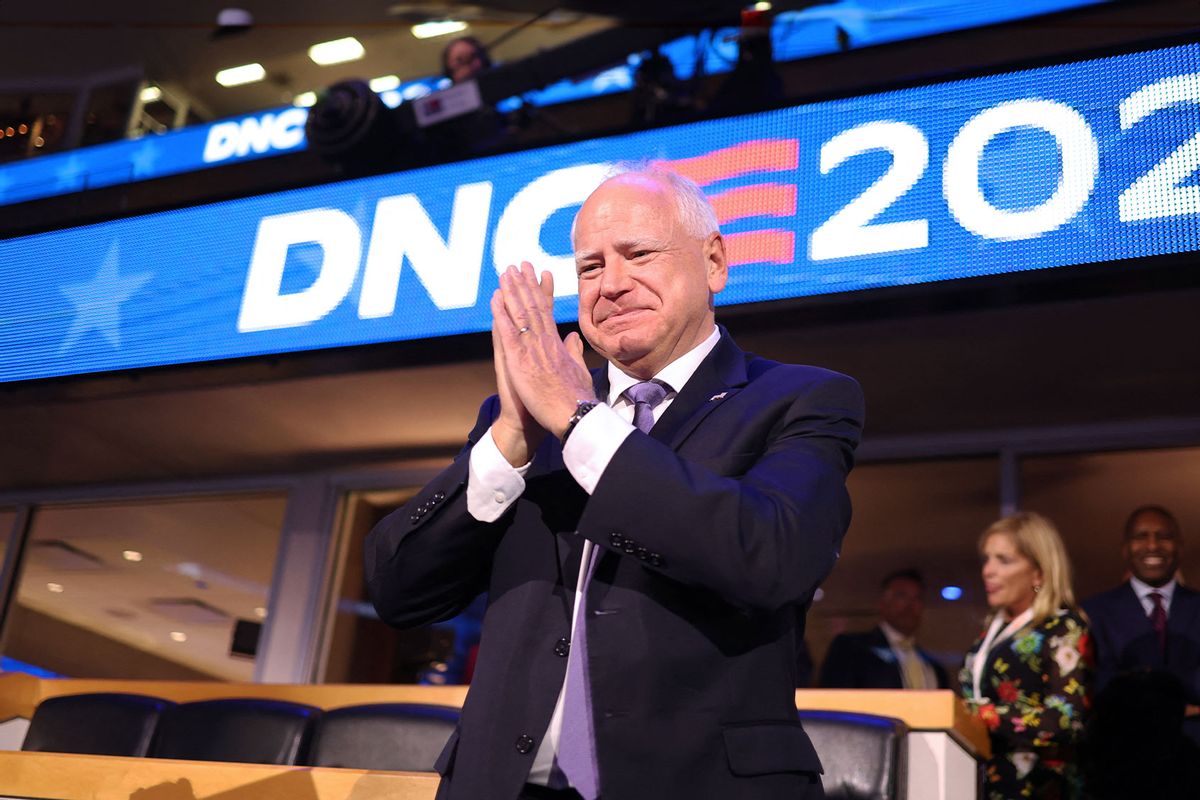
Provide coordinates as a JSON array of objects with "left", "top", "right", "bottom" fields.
[
  {"left": 816, "top": 625, "right": 949, "bottom": 690},
  {"left": 1082, "top": 581, "right": 1200, "bottom": 704},
  {"left": 365, "top": 331, "right": 864, "bottom": 800}
]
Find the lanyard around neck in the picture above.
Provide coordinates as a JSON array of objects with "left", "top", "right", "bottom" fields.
[{"left": 971, "top": 608, "right": 1034, "bottom": 701}]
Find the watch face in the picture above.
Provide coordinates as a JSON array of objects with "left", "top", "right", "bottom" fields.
[{"left": 563, "top": 401, "right": 598, "bottom": 443}]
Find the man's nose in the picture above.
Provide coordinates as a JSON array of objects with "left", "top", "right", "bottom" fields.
[{"left": 599, "top": 258, "right": 634, "bottom": 297}]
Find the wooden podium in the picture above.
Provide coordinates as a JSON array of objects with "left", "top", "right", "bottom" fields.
[
  {"left": 794, "top": 689, "right": 987, "bottom": 800},
  {"left": 0, "top": 674, "right": 986, "bottom": 800}
]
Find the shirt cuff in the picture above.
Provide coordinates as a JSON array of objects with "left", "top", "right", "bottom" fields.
[
  {"left": 562, "top": 403, "right": 636, "bottom": 495},
  {"left": 467, "top": 427, "right": 530, "bottom": 522}
]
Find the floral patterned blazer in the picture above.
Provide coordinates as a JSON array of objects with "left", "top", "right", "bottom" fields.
[{"left": 959, "top": 608, "right": 1092, "bottom": 800}]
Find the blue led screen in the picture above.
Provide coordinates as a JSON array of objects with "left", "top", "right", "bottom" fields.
[{"left": 1, "top": 42, "right": 1197, "bottom": 384}]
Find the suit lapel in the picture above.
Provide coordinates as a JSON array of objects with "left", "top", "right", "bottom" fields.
[
  {"left": 869, "top": 625, "right": 905, "bottom": 688},
  {"left": 1117, "top": 582, "right": 1154, "bottom": 635},
  {"left": 1169, "top": 584, "right": 1200, "bottom": 636},
  {"left": 651, "top": 328, "right": 748, "bottom": 449},
  {"left": 581, "top": 330, "right": 746, "bottom": 586}
]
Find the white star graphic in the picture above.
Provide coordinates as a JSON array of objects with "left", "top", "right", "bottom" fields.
[
  {"left": 130, "top": 140, "right": 161, "bottom": 178},
  {"left": 58, "top": 241, "right": 153, "bottom": 354}
]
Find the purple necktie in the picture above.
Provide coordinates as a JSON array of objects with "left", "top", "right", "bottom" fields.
[
  {"left": 555, "top": 379, "right": 670, "bottom": 798},
  {"left": 1149, "top": 591, "right": 1168, "bottom": 655}
]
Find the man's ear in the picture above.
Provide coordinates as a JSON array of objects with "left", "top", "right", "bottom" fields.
[{"left": 705, "top": 232, "right": 728, "bottom": 293}]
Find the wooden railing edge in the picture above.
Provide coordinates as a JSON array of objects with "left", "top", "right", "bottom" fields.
[{"left": 0, "top": 674, "right": 988, "bottom": 757}]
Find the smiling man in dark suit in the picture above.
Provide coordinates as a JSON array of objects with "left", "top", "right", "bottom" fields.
[
  {"left": 1082, "top": 505, "right": 1200, "bottom": 743},
  {"left": 365, "top": 166, "right": 864, "bottom": 799},
  {"left": 817, "top": 568, "right": 949, "bottom": 690}
]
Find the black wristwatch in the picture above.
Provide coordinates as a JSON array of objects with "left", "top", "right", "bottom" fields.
[{"left": 561, "top": 400, "right": 599, "bottom": 445}]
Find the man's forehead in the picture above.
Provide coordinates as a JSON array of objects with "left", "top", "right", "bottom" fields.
[
  {"left": 883, "top": 578, "right": 922, "bottom": 595},
  {"left": 574, "top": 179, "right": 680, "bottom": 249},
  {"left": 583, "top": 173, "right": 674, "bottom": 210},
  {"left": 1128, "top": 511, "right": 1177, "bottom": 535}
]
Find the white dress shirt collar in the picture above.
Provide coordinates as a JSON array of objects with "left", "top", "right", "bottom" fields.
[
  {"left": 878, "top": 621, "right": 913, "bottom": 649},
  {"left": 1130, "top": 575, "right": 1177, "bottom": 611},
  {"left": 605, "top": 325, "right": 721, "bottom": 406}
]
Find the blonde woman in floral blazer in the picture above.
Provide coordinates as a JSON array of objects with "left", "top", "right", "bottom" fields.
[{"left": 960, "top": 512, "right": 1092, "bottom": 800}]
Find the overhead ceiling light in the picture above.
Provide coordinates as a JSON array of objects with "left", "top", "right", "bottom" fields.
[
  {"left": 46, "top": 582, "right": 64, "bottom": 593},
  {"left": 308, "top": 36, "right": 365, "bottom": 66},
  {"left": 293, "top": 91, "right": 318, "bottom": 108},
  {"left": 170, "top": 631, "right": 188, "bottom": 642},
  {"left": 215, "top": 63, "right": 266, "bottom": 87},
  {"left": 122, "top": 550, "right": 144, "bottom": 562},
  {"left": 752, "top": 1, "right": 772, "bottom": 10},
  {"left": 139, "top": 86, "right": 162, "bottom": 103},
  {"left": 411, "top": 20, "right": 468, "bottom": 40},
  {"left": 369, "top": 74, "right": 401, "bottom": 93}
]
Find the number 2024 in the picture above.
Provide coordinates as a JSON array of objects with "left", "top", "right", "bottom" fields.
[{"left": 809, "top": 73, "right": 1200, "bottom": 261}]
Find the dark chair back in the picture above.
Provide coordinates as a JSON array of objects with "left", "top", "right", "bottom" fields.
[
  {"left": 151, "top": 698, "right": 320, "bottom": 765},
  {"left": 22, "top": 692, "right": 172, "bottom": 757},
  {"left": 799, "top": 710, "right": 907, "bottom": 800},
  {"left": 307, "top": 702, "right": 460, "bottom": 771}
]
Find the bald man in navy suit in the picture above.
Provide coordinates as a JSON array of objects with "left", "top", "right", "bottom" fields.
[{"left": 1082, "top": 505, "right": 1200, "bottom": 743}]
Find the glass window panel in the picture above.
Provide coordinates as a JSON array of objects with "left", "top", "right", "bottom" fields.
[
  {"left": 809, "top": 457, "right": 1001, "bottom": 685},
  {"left": 7, "top": 493, "right": 285, "bottom": 680},
  {"left": 323, "top": 489, "right": 474, "bottom": 685},
  {"left": 1020, "top": 446, "right": 1200, "bottom": 602}
]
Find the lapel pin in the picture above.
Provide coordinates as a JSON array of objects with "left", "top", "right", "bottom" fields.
[{"left": 709, "top": 392, "right": 727, "bottom": 402}]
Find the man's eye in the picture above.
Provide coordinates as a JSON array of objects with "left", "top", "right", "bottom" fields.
[{"left": 578, "top": 263, "right": 600, "bottom": 276}]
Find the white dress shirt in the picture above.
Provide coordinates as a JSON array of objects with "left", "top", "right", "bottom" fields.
[
  {"left": 1130, "top": 575, "right": 1177, "bottom": 617},
  {"left": 466, "top": 326, "right": 721, "bottom": 784}
]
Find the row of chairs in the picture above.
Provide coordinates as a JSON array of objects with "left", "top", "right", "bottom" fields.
[
  {"left": 22, "top": 693, "right": 458, "bottom": 772},
  {"left": 22, "top": 693, "right": 907, "bottom": 799}
]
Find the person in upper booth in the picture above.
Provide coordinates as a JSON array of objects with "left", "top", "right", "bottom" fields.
[{"left": 442, "top": 35, "right": 492, "bottom": 85}]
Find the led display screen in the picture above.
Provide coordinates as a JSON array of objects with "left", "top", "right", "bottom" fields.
[{"left": 1, "top": 42, "right": 1196, "bottom": 384}]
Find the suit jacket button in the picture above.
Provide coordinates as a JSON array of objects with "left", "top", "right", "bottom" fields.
[
  {"left": 432, "top": 491, "right": 445, "bottom": 502},
  {"left": 622, "top": 540, "right": 637, "bottom": 555},
  {"left": 649, "top": 553, "right": 664, "bottom": 567},
  {"left": 554, "top": 638, "right": 570, "bottom": 657},
  {"left": 515, "top": 734, "right": 536, "bottom": 754},
  {"left": 410, "top": 514, "right": 421, "bottom": 525},
  {"left": 637, "top": 547, "right": 649, "bottom": 561},
  {"left": 609, "top": 532, "right": 625, "bottom": 548}
]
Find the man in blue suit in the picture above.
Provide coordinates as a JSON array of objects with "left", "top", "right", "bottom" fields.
[
  {"left": 817, "top": 568, "right": 949, "bottom": 690},
  {"left": 366, "top": 167, "right": 863, "bottom": 799},
  {"left": 1082, "top": 505, "right": 1200, "bottom": 742}
]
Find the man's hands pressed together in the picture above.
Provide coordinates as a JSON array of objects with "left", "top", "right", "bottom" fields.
[{"left": 489, "top": 262, "right": 596, "bottom": 467}]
